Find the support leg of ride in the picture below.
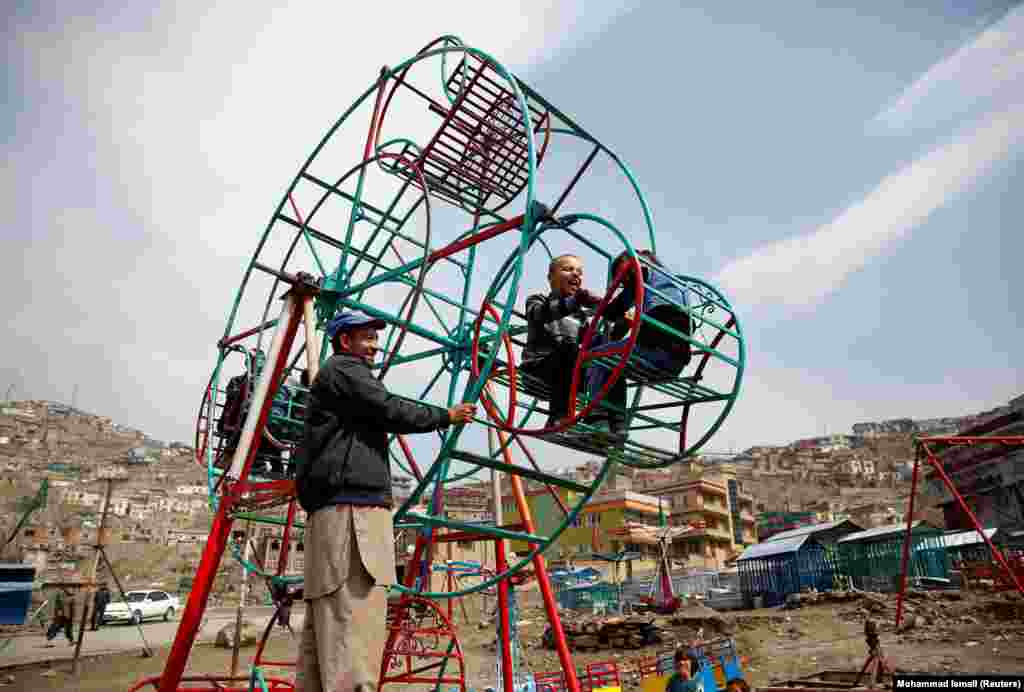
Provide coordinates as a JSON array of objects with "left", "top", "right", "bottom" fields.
[
  {"left": 923, "top": 444, "right": 1024, "bottom": 596},
  {"left": 496, "top": 540, "right": 514, "bottom": 692},
  {"left": 894, "top": 450, "right": 921, "bottom": 628},
  {"left": 499, "top": 430, "right": 580, "bottom": 692},
  {"left": 157, "top": 502, "right": 235, "bottom": 692}
]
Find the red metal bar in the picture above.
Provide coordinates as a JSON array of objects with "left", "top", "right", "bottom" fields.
[
  {"left": 156, "top": 501, "right": 237, "bottom": 692},
  {"left": 509, "top": 435, "right": 570, "bottom": 517},
  {"left": 251, "top": 603, "right": 277, "bottom": 669},
  {"left": 921, "top": 441, "right": 1024, "bottom": 596},
  {"left": 500, "top": 430, "right": 580, "bottom": 692},
  {"left": 551, "top": 144, "right": 600, "bottom": 216},
  {"left": 496, "top": 539, "right": 515, "bottom": 692},
  {"left": 159, "top": 294, "right": 306, "bottom": 692},
  {"left": 894, "top": 448, "right": 922, "bottom": 627},
  {"left": 427, "top": 213, "right": 525, "bottom": 264},
  {"left": 218, "top": 319, "right": 277, "bottom": 348},
  {"left": 364, "top": 66, "right": 390, "bottom": 161},
  {"left": 396, "top": 435, "right": 423, "bottom": 481},
  {"left": 472, "top": 303, "right": 519, "bottom": 428},
  {"left": 379, "top": 533, "right": 431, "bottom": 691},
  {"left": 427, "top": 523, "right": 526, "bottom": 544},
  {"left": 228, "top": 291, "right": 307, "bottom": 480},
  {"left": 920, "top": 436, "right": 1024, "bottom": 445},
  {"left": 568, "top": 257, "right": 644, "bottom": 427},
  {"left": 131, "top": 676, "right": 295, "bottom": 692},
  {"left": 416, "top": 59, "right": 487, "bottom": 170},
  {"left": 230, "top": 479, "right": 295, "bottom": 495}
]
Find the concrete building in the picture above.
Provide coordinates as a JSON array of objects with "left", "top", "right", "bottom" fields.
[
  {"left": 258, "top": 536, "right": 304, "bottom": 576},
  {"left": 498, "top": 487, "right": 664, "bottom": 560},
  {"left": 926, "top": 395, "right": 1024, "bottom": 532},
  {"left": 645, "top": 463, "right": 757, "bottom": 568}
]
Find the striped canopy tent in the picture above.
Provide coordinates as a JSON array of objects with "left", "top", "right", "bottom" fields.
[
  {"left": 737, "top": 535, "right": 835, "bottom": 608},
  {"left": 607, "top": 522, "right": 705, "bottom": 612},
  {"left": 605, "top": 522, "right": 703, "bottom": 546}
]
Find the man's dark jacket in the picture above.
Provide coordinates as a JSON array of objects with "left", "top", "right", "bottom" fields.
[
  {"left": 94, "top": 587, "right": 111, "bottom": 610},
  {"left": 295, "top": 352, "right": 450, "bottom": 513}
]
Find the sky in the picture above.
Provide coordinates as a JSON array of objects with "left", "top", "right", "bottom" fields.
[{"left": 3, "top": 2, "right": 1022, "bottom": 466}]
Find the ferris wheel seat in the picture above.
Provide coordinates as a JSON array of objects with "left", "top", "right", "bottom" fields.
[
  {"left": 489, "top": 364, "right": 553, "bottom": 402},
  {"left": 383, "top": 53, "right": 549, "bottom": 212},
  {"left": 587, "top": 341, "right": 688, "bottom": 386}
]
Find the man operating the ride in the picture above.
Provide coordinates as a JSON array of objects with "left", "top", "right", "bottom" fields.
[{"left": 294, "top": 311, "right": 476, "bottom": 692}]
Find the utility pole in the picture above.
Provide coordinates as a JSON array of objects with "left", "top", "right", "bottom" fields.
[
  {"left": 230, "top": 521, "right": 252, "bottom": 678},
  {"left": 71, "top": 477, "right": 152, "bottom": 674},
  {"left": 487, "top": 428, "right": 503, "bottom": 618}
]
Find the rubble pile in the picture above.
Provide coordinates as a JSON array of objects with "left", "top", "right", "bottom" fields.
[
  {"left": 668, "top": 603, "right": 735, "bottom": 636},
  {"left": 833, "top": 590, "right": 1024, "bottom": 643},
  {"left": 541, "top": 615, "right": 666, "bottom": 651}
]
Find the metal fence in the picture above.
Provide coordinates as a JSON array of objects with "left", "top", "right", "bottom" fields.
[{"left": 620, "top": 569, "right": 727, "bottom": 603}]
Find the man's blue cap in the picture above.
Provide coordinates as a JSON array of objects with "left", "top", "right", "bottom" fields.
[{"left": 326, "top": 311, "right": 387, "bottom": 338}]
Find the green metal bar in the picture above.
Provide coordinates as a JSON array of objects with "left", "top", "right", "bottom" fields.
[
  {"left": 561, "top": 225, "right": 615, "bottom": 260},
  {"left": 349, "top": 175, "right": 420, "bottom": 280},
  {"left": 383, "top": 345, "right": 456, "bottom": 368},
  {"left": 336, "top": 298, "right": 458, "bottom": 349},
  {"left": 448, "top": 450, "right": 591, "bottom": 494},
  {"left": 640, "top": 284, "right": 740, "bottom": 342},
  {"left": 274, "top": 213, "right": 392, "bottom": 269},
  {"left": 404, "top": 513, "right": 548, "bottom": 544},
  {"left": 300, "top": 171, "right": 407, "bottom": 234},
  {"left": 300, "top": 170, "right": 465, "bottom": 272},
  {"left": 231, "top": 513, "right": 306, "bottom": 530}
]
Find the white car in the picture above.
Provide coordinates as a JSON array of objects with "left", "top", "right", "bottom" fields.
[{"left": 104, "top": 590, "right": 180, "bottom": 625}]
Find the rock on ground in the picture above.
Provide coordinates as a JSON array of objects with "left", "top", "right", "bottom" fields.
[{"left": 215, "top": 620, "right": 260, "bottom": 648}]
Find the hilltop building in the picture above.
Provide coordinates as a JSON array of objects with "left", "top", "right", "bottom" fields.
[{"left": 925, "top": 394, "right": 1024, "bottom": 532}]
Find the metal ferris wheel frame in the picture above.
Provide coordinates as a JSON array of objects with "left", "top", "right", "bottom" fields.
[{"left": 159, "top": 34, "right": 746, "bottom": 692}]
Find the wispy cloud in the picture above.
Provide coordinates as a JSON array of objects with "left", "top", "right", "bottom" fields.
[
  {"left": 716, "top": 102, "right": 1024, "bottom": 311},
  {"left": 871, "top": 4, "right": 1024, "bottom": 132}
]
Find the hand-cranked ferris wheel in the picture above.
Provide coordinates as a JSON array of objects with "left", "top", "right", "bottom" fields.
[{"left": 147, "top": 35, "right": 745, "bottom": 692}]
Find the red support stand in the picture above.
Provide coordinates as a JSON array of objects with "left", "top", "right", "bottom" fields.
[
  {"left": 156, "top": 285, "right": 311, "bottom": 692},
  {"left": 895, "top": 436, "right": 1024, "bottom": 628},
  {"left": 498, "top": 430, "right": 580, "bottom": 692},
  {"left": 496, "top": 539, "right": 515, "bottom": 692}
]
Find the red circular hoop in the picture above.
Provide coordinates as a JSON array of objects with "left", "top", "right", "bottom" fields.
[
  {"left": 470, "top": 301, "right": 518, "bottom": 429},
  {"left": 568, "top": 254, "right": 646, "bottom": 423},
  {"left": 470, "top": 253, "right": 645, "bottom": 437}
]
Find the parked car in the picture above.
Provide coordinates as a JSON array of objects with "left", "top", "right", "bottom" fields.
[{"left": 103, "top": 590, "right": 180, "bottom": 625}]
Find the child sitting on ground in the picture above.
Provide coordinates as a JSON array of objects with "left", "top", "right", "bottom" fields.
[{"left": 521, "top": 253, "right": 617, "bottom": 429}]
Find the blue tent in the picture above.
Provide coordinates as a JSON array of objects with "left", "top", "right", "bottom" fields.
[{"left": 737, "top": 536, "right": 834, "bottom": 607}]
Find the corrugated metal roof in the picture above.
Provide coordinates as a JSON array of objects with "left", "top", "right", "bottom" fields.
[
  {"left": 766, "top": 520, "right": 859, "bottom": 542},
  {"left": 941, "top": 528, "right": 997, "bottom": 548},
  {"left": 838, "top": 521, "right": 936, "bottom": 544},
  {"left": 737, "top": 535, "right": 809, "bottom": 561}
]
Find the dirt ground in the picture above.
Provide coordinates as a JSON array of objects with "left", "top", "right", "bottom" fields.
[{"left": 2, "top": 589, "right": 1021, "bottom": 691}]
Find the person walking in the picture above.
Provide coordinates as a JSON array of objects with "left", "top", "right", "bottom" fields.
[
  {"left": 44, "top": 588, "right": 75, "bottom": 645},
  {"left": 91, "top": 583, "right": 111, "bottom": 631},
  {"left": 294, "top": 310, "right": 476, "bottom": 692}
]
